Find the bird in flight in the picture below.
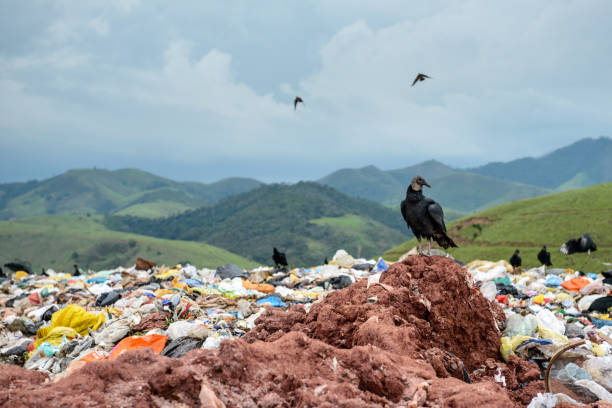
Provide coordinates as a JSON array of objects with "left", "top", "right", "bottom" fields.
[
  {"left": 294, "top": 96, "right": 304, "bottom": 110},
  {"left": 411, "top": 73, "right": 431, "bottom": 87}
]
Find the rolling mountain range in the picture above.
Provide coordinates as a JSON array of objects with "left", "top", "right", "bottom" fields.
[
  {"left": 0, "top": 168, "right": 262, "bottom": 220},
  {"left": 319, "top": 137, "right": 611, "bottom": 212}
]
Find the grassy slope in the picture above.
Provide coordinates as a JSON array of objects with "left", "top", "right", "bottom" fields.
[
  {"left": 384, "top": 183, "right": 612, "bottom": 273},
  {"left": 105, "top": 182, "right": 409, "bottom": 267},
  {"left": 0, "top": 215, "right": 257, "bottom": 272},
  {"left": 114, "top": 201, "right": 193, "bottom": 218}
]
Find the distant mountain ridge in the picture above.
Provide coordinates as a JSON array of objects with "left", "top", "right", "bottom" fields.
[
  {"left": 105, "top": 182, "right": 409, "bottom": 266},
  {"left": 0, "top": 168, "right": 263, "bottom": 220},
  {"left": 468, "top": 137, "right": 612, "bottom": 189},
  {"left": 318, "top": 137, "right": 610, "bottom": 212}
]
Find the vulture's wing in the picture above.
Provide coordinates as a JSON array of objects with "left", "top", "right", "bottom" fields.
[
  {"left": 400, "top": 200, "right": 409, "bottom": 223},
  {"left": 411, "top": 76, "right": 419, "bottom": 87},
  {"left": 421, "top": 74, "right": 431, "bottom": 79},
  {"left": 426, "top": 201, "right": 447, "bottom": 232}
]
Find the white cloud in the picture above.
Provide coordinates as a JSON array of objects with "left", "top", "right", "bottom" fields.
[{"left": 89, "top": 17, "right": 109, "bottom": 36}]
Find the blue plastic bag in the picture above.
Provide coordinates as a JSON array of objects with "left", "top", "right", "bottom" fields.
[
  {"left": 256, "top": 296, "right": 286, "bottom": 308},
  {"left": 544, "top": 275, "right": 563, "bottom": 287}
]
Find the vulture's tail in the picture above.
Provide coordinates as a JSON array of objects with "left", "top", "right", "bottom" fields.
[{"left": 433, "top": 230, "right": 458, "bottom": 249}]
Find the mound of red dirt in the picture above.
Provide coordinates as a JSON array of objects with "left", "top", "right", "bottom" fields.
[{"left": 0, "top": 256, "right": 546, "bottom": 407}]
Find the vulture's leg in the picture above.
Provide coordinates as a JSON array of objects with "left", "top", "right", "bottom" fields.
[
  {"left": 427, "top": 240, "right": 432, "bottom": 256},
  {"left": 417, "top": 237, "right": 423, "bottom": 255},
  {"left": 588, "top": 249, "right": 591, "bottom": 257}
]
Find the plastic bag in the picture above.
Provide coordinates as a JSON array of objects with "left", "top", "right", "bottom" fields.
[
  {"left": 166, "top": 321, "right": 210, "bottom": 341},
  {"left": 536, "top": 309, "right": 565, "bottom": 335},
  {"left": 161, "top": 337, "right": 203, "bottom": 358},
  {"left": 480, "top": 280, "right": 497, "bottom": 302},
  {"left": 583, "top": 356, "right": 612, "bottom": 392},
  {"left": 109, "top": 334, "right": 167, "bottom": 360},
  {"left": 505, "top": 313, "right": 538, "bottom": 337},
  {"left": 37, "top": 305, "right": 105, "bottom": 340},
  {"left": 561, "top": 277, "right": 591, "bottom": 292},
  {"left": 256, "top": 296, "right": 286, "bottom": 308},
  {"left": 500, "top": 334, "right": 531, "bottom": 361}
]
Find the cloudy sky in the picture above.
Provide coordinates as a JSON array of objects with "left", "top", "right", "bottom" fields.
[{"left": 1, "top": 1, "right": 611, "bottom": 183}]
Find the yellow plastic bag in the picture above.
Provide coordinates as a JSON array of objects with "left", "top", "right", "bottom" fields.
[
  {"left": 33, "top": 327, "right": 79, "bottom": 349},
  {"left": 14, "top": 271, "right": 29, "bottom": 280},
  {"left": 37, "top": 305, "right": 105, "bottom": 340},
  {"left": 537, "top": 325, "right": 569, "bottom": 345},
  {"left": 500, "top": 335, "right": 532, "bottom": 361}
]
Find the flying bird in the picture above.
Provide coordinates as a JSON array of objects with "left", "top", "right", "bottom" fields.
[
  {"left": 411, "top": 73, "right": 431, "bottom": 87},
  {"left": 537, "top": 246, "right": 552, "bottom": 267},
  {"left": 400, "top": 176, "right": 457, "bottom": 255},
  {"left": 509, "top": 249, "right": 522, "bottom": 272},
  {"left": 273, "top": 247, "right": 288, "bottom": 269},
  {"left": 294, "top": 96, "right": 304, "bottom": 110},
  {"left": 560, "top": 233, "right": 597, "bottom": 256}
]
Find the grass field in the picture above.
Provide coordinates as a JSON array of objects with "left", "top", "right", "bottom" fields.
[
  {"left": 0, "top": 215, "right": 258, "bottom": 273},
  {"left": 384, "top": 183, "right": 612, "bottom": 273}
]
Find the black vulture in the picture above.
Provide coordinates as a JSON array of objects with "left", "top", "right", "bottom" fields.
[
  {"left": 294, "top": 96, "right": 304, "bottom": 110},
  {"left": 400, "top": 175, "right": 457, "bottom": 255},
  {"left": 509, "top": 249, "right": 522, "bottom": 271},
  {"left": 537, "top": 246, "right": 552, "bottom": 266},
  {"left": 0, "top": 267, "right": 5, "bottom": 278},
  {"left": 4, "top": 262, "right": 30, "bottom": 274},
  {"left": 324, "top": 257, "right": 328, "bottom": 265},
  {"left": 411, "top": 73, "right": 431, "bottom": 87},
  {"left": 73, "top": 264, "right": 81, "bottom": 276},
  {"left": 272, "top": 247, "right": 288, "bottom": 268},
  {"left": 560, "top": 233, "right": 597, "bottom": 255}
]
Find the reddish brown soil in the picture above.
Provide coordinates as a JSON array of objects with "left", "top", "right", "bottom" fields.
[{"left": 0, "top": 256, "right": 548, "bottom": 407}]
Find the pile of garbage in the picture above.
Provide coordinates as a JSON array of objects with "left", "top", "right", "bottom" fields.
[
  {"left": 2, "top": 254, "right": 542, "bottom": 407},
  {"left": 468, "top": 259, "right": 612, "bottom": 406},
  {"left": 0, "top": 251, "right": 610, "bottom": 407},
  {"left": 0, "top": 251, "right": 387, "bottom": 374}
]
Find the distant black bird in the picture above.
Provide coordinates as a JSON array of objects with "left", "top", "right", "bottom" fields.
[
  {"left": 411, "top": 73, "right": 431, "bottom": 87},
  {"left": 294, "top": 96, "right": 304, "bottom": 110},
  {"left": 73, "top": 264, "right": 81, "bottom": 276},
  {"left": 273, "top": 247, "right": 288, "bottom": 268},
  {"left": 324, "top": 257, "right": 328, "bottom": 265},
  {"left": 4, "top": 262, "right": 30, "bottom": 274},
  {"left": 0, "top": 267, "right": 5, "bottom": 278},
  {"left": 401, "top": 176, "right": 457, "bottom": 255},
  {"left": 509, "top": 249, "right": 522, "bottom": 271},
  {"left": 537, "top": 246, "right": 552, "bottom": 266},
  {"left": 561, "top": 234, "right": 597, "bottom": 256}
]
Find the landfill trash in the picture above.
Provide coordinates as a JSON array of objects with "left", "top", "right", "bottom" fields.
[{"left": 1, "top": 250, "right": 610, "bottom": 406}]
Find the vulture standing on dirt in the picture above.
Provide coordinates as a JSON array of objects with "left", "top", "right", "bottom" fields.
[
  {"left": 411, "top": 73, "right": 431, "bottom": 86},
  {"left": 560, "top": 234, "right": 597, "bottom": 256},
  {"left": 509, "top": 249, "right": 522, "bottom": 271},
  {"left": 273, "top": 247, "right": 288, "bottom": 269},
  {"left": 537, "top": 246, "right": 552, "bottom": 266},
  {"left": 294, "top": 96, "right": 304, "bottom": 110},
  {"left": 400, "top": 176, "right": 457, "bottom": 255}
]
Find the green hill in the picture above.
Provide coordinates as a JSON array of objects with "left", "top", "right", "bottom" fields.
[
  {"left": 0, "top": 215, "right": 257, "bottom": 273},
  {"left": 0, "top": 169, "right": 263, "bottom": 219},
  {"left": 318, "top": 160, "right": 551, "bottom": 212},
  {"left": 469, "top": 137, "right": 612, "bottom": 189},
  {"left": 105, "top": 182, "right": 410, "bottom": 267},
  {"left": 384, "top": 183, "right": 612, "bottom": 273}
]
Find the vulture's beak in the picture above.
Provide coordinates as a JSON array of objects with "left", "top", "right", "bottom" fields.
[{"left": 423, "top": 181, "right": 431, "bottom": 188}]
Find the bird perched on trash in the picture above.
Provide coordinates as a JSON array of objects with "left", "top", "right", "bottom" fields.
[
  {"left": 509, "top": 249, "right": 522, "bottom": 272},
  {"left": 400, "top": 176, "right": 457, "bottom": 255},
  {"left": 294, "top": 96, "right": 304, "bottom": 110},
  {"left": 3, "top": 262, "right": 30, "bottom": 274},
  {"left": 273, "top": 247, "right": 288, "bottom": 269},
  {"left": 324, "top": 257, "right": 328, "bottom": 265},
  {"left": 0, "top": 267, "right": 5, "bottom": 278},
  {"left": 560, "top": 233, "right": 597, "bottom": 256},
  {"left": 73, "top": 264, "right": 81, "bottom": 276},
  {"left": 537, "top": 246, "right": 552, "bottom": 267},
  {"left": 411, "top": 73, "right": 430, "bottom": 87}
]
